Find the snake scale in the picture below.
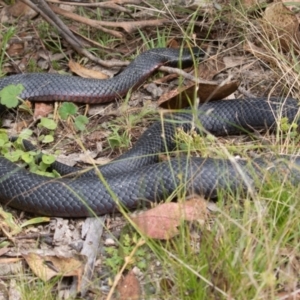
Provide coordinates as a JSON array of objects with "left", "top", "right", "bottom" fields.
[{"left": 0, "top": 47, "right": 299, "bottom": 217}]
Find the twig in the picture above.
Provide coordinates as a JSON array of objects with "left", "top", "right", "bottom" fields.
[
  {"left": 160, "top": 66, "right": 218, "bottom": 85},
  {"left": 49, "top": 4, "right": 124, "bottom": 38},
  {"left": 19, "top": 0, "right": 204, "bottom": 81},
  {"left": 19, "top": 0, "right": 122, "bottom": 67},
  {"left": 106, "top": 239, "right": 145, "bottom": 300},
  {"left": 50, "top": 3, "right": 169, "bottom": 35},
  {"left": 48, "top": 0, "right": 141, "bottom": 13},
  {"left": 238, "top": 86, "right": 256, "bottom": 98}
]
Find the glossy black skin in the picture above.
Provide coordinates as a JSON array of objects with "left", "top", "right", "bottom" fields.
[
  {"left": 0, "top": 98, "right": 299, "bottom": 217},
  {"left": 0, "top": 47, "right": 203, "bottom": 103}
]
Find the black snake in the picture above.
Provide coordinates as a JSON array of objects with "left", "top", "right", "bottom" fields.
[{"left": 0, "top": 48, "right": 299, "bottom": 217}]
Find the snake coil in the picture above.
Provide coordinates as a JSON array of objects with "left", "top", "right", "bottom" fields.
[{"left": 0, "top": 48, "right": 299, "bottom": 217}]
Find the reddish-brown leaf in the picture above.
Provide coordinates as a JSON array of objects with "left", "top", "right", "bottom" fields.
[
  {"left": 33, "top": 103, "right": 53, "bottom": 118},
  {"left": 158, "top": 80, "right": 239, "bottom": 109},
  {"left": 131, "top": 196, "right": 208, "bottom": 240},
  {"left": 117, "top": 269, "right": 141, "bottom": 300}
]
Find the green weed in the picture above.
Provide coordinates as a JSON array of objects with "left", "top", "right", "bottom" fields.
[
  {"left": 104, "top": 232, "right": 150, "bottom": 274},
  {"left": 0, "top": 27, "right": 15, "bottom": 76}
]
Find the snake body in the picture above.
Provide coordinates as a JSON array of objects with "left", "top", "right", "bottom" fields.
[
  {"left": 0, "top": 48, "right": 300, "bottom": 217},
  {"left": 0, "top": 48, "right": 202, "bottom": 103}
]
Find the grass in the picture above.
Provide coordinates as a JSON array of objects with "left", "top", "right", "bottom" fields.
[
  {"left": 142, "top": 4, "right": 300, "bottom": 299},
  {"left": 0, "top": 26, "right": 15, "bottom": 77},
  {"left": 0, "top": 1, "right": 300, "bottom": 299}
]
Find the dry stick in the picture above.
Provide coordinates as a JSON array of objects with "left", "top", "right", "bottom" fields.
[
  {"left": 49, "top": 4, "right": 124, "bottom": 38},
  {"left": 20, "top": 0, "right": 157, "bottom": 68},
  {"left": 48, "top": 0, "right": 141, "bottom": 13},
  {"left": 238, "top": 86, "right": 256, "bottom": 98},
  {"left": 56, "top": 0, "right": 143, "bottom": 5},
  {"left": 160, "top": 66, "right": 217, "bottom": 85},
  {"left": 50, "top": 4, "right": 169, "bottom": 35},
  {"left": 20, "top": 0, "right": 210, "bottom": 83},
  {"left": 25, "top": 0, "right": 82, "bottom": 48},
  {"left": 20, "top": 0, "right": 120, "bottom": 67},
  {"left": 68, "top": 28, "right": 123, "bottom": 53}
]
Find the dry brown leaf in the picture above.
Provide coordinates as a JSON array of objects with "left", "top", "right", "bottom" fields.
[
  {"left": 158, "top": 56, "right": 236, "bottom": 108},
  {"left": 244, "top": 41, "right": 277, "bottom": 65},
  {"left": 68, "top": 60, "right": 109, "bottom": 79},
  {"left": 276, "top": 290, "right": 300, "bottom": 299},
  {"left": 223, "top": 56, "right": 247, "bottom": 69},
  {"left": 0, "top": 247, "right": 10, "bottom": 257},
  {"left": 14, "top": 119, "right": 32, "bottom": 132},
  {"left": 158, "top": 80, "right": 239, "bottom": 109},
  {"left": 160, "top": 277, "right": 174, "bottom": 293},
  {"left": 197, "top": 80, "right": 239, "bottom": 101},
  {"left": 8, "top": 0, "right": 37, "bottom": 18},
  {"left": 262, "top": 2, "right": 299, "bottom": 51},
  {"left": 34, "top": 103, "right": 53, "bottom": 118},
  {"left": 6, "top": 42, "right": 24, "bottom": 57},
  {"left": 199, "top": 59, "right": 226, "bottom": 80},
  {"left": 283, "top": 0, "right": 300, "bottom": 25},
  {"left": 167, "top": 39, "right": 180, "bottom": 48},
  {"left": 239, "top": 0, "right": 262, "bottom": 10},
  {"left": 22, "top": 252, "right": 83, "bottom": 283},
  {"left": 131, "top": 196, "right": 208, "bottom": 240},
  {"left": 117, "top": 269, "right": 141, "bottom": 300},
  {"left": 0, "top": 259, "right": 23, "bottom": 276},
  {"left": 0, "top": 258, "right": 22, "bottom": 264}
]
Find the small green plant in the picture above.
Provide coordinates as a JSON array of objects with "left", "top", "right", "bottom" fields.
[
  {"left": 0, "top": 27, "right": 15, "bottom": 76},
  {"left": 0, "top": 129, "right": 58, "bottom": 177},
  {"left": 139, "top": 27, "right": 169, "bottom": 49},
  {"left": 107, "top": 124, "right": 132, "bottom": 150},
  {"left": 104, "top": 232, "right": 150, "bottom": 274},
  {"left": 36, "top": 21, "right": 63, "bottom": 54},
  {"left": 37, "top": 117, "right": 57, "bottom": 144},
  {"left": 279, "top": 117, "right": 299, "bottom": 138},
  {"left": 0, "top": 83, "right": 58, "bottom": 176},
  {"left": 0, "top": 84, "right": 24, "bottom": 108},
  {"left": 58, "top": 102, "right": 89, "bottom": 131},
  {"left": 27, "top": 58, "right": 43, "bottom": 73},
  {"left": 175, "top": 127, "right": 215, "bottom": 155},
  {"left": 18, "top": 277, "right": 59, "bottom": 300},
  {"left": 107, "top": 105, "right": 155, "bottom": 151}
]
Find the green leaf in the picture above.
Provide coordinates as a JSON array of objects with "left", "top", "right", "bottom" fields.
[
  {"left": 0, "top": 139, "right": 6, "bottom": 148},
  {"left": 280, "top": 117, "right": 290, "bottom": 132},
  {"left": 0, "top": 241, "right": 10, "bottom": 248},
  {"left": 0, "top": 132, "right": 9, "bottom": 143},
  {"left": 4, "top": 149, "right": 23, "bottom": 162},
  {"left": 137, "top": 260, "right": 147, "bottom": 270},
  {"left": 21, "top": 152, "right": 34, "bottom": 164},
  {"left": 34, "top": 169, "right": 56, "bottom": 177},
  {"left": 19, "top": 129, "right": 33, "bottom": 140},
  {"left": 39, "top": 118, "right": 57, "bottom": 130},
  {"left": 0, "top": 132, "right": 9, "bottom": 148},
  {"left": 41, "top": 154, "right": 55, "bottom": 165},
  {"left": 0, "top": 84, "right": 24, "bottom": 108},
  {"left": 0, "top": 207, "right": 22, "bottom": 235},
  {"left": 28, "top": 163, "right": 38, "bottom": 173},
  {"left": 75, "top": 115, "right": 88, "bottom": 131},
  {"left": 42, "top": 135, "right": 54, "bottom": 143},
  {"left": 1, "top": 148, "right": 9, "bottom": 155},
  {"left": 59, "top": 102, "right": 78, "bottom": 120},
  {"left": 21, "top": 217, "right": 50, "bottom": 228}
]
